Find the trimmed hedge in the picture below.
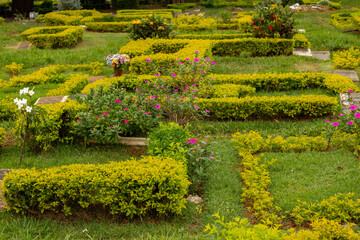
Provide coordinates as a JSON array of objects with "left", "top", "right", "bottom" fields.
[
  {"left": 2, "top": 156, "right": 190, "bottom": 217},
  {"left": 21, "top": 26, "right": 84, "bottom": 49},
  {"left": 330, "top": 12, "right": 356, "bottom": 30},
  {"left": 211, "top": 84, "right": 256, "bottom": 98},
  {"left": 208, "top": 72, "right": 359, "bottom": 94},
  {"left": 85, "top": 22, "right": 130, "bottom": 32},
  {"left": 211, "top": 38, "right": 294, "bottom": 56},
  {"left": 116, "top": 9, "right": 181, "bottom": 14},
  {"left": 167, "top": 3, "right": 196, "bottom": 10},
  {"left": 196, "top": 95, "right": 338, "bottom": 119},
  {"left": 46, "top": 74, "right": 89, "bottom": 96},
  {"left": 354, "top": 12, "right": 360, "bottom": 31},
  {"left": 44, "top": 10, "right": 102, "bottom": 26}
]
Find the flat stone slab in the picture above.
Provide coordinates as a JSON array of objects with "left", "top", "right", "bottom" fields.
[
  {"left": 296, "top": 29, "right": 306, "bottom": 33},
  {"left": 312, "top": 51, "right": 330, "bottom": 60},
  {"left": 293, "top": 48, "right": 312, "bottom": 57},
  {"left": 16, "top": 41, "right": 32, "bottom": 49},
  {"left": 333, "top": 69, "right": 359, "bottom": 82},
  {"left": 339, "top": 93, "right": 360, "bottom": 110},
  {"left": 34, "top": 96, "right": 68, "bottom": 105},
  {"left": 88, "top": 75, "right": 105, "bottom": 83}
]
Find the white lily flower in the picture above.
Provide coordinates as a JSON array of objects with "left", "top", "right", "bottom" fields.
[
  {"left": 22, "top": 87, "right": 29, "bottom": 94},
  {"left": 17, "top": 103, "right": 23, "bottom": 109},
  {"left": 26, "top": 106, "right": 32, "bottom": 113},
  {"left": 20, "top": 98, "right": 27, "bottom": 106},
  {"left": 29, "top": 90, "right": 34, "bottom": 96},
  {"left": 13, "top": 98, "right": 19, "bottom": 103}
]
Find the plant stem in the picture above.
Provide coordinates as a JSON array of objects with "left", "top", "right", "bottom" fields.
[{"left": 19, "top": 118, "right": 29, "bottom": 167}]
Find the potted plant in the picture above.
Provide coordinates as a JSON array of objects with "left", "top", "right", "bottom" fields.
[{"left": 106, "top": 54, "right": 130, "bottom": 77}]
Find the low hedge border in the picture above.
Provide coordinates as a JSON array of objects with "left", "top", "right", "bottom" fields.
[
  {"left": 44, "top": 10, "right": 102, "bottom": 26},
  {"left": 1, "top": 156, "right": 190, "bottom": 217},
  {"left": 168, "top": 3, "right": 196, "bottom": 10},
  {"left": 231, "top": 130, "right": 360, "bottom": 226},
  {"left": 21, "top": 26, "right": 84, "bottom": 49},
  {"left": 196, "top": 95, "right": 338, "bottom": 120},
  {"left": 116, "top": 9, "right": 181, "bottom": 14},
  {"left": 46, "top": 74, "right": 89, "bottom": 96}
]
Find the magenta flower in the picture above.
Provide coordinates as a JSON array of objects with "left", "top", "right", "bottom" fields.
[
  {"left": 350, "top": 105, "right": 358, "bottom": 110},
  {"left": 210, "top": 154, "right": 214, "bottom": 159},
  {"left": 211, "top": 61, "right": 216, "bottom": 65},
  {"left": 155, "top": 73, "right": 160, "bottom": 77},
  {"left": 77, "top": 118, "right": 82, "bottom": 121},
  {"left": 116, "top": 99, "right": 121, "bottom": 103},
  {"left": 195, "top": 51, "right": 199, "bottom": 53},
  {"left": 194, "top": 58, "right": 199, "bottom": 62},
  {"left": 146, "top": 59, "right": 151, "bottom": 62},
  {"left": 200, "top": 70, "right": 204, "bottom": 73},
  {"left": 172, "top": 73, "right": 177, "bottom": 77},
  {"left": 97, "top": 116, "right": 100, "bottom": 118},
  {"left": 145, "top": 80, "right": 149, "bottom": 83},
  {"left": 356, "top": 113, "right": 360, "bottom": 118},
  {"left": 206, "top": 57, "right": 210, "bottom": 60},
  {"left": 135, "top": 102, "right": 139, "bottom": 105},
  {"left": 151, "top": 96, "right": 156, "bottom": 99},
  {"left": 348, "top": 89, "right": 354, "bottom": 93},
  {"left": 332, "top": 121, "right": 339, "bottom": 126},
  {"left": 170, "top": 63, "right": 173, "bottom": 65},
  {"left": 185, "top": 138, "right": 197, "bottom": 144},
  {"left": 109, "top": 107, "right": 111, "bottom": 110},
  {"left": 193, "top": 84, "right": 196, "bottom": 87},
  {"left": 124, "top": 108, "right": 128, "bottom": 110},
  {"left": 206, "top": 109, "right": 210, "bottom": 113},
  {"left": 186, "top": 58, "right": 190, "bottom": 61},
  {"left": 346, "top": 121, "right": 354, "bottom": 125},
  {"left": 181, "top": 97, "right": 185, "bottom": 99},
  {"left": 174, "top": 89, "right": 178, "bottom": 92},
  {"left": 124, "top": 119, "right": 129, "bottom": 123},
  {"left": 195, "top": 106, "right": 199, "bottom": 109},
  {"left": 338, "top": 114, "right": 344, "bottom": 117},
  {"left": 156, "top": 104, "right": 160, "bottom": 109},
  {"left": 325, "top": 120, "right": 330, "bottom": 122}
]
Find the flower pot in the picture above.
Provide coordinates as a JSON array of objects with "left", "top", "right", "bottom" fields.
[{"left": 114, "top": 68, "right": 124, "bottom": 77}]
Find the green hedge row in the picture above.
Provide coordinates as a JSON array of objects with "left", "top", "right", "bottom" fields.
[
  {"left": 2, "top": 156, "right": 190, "bottom": 217},
  {"left": 167, "top": 3, "right": 196, "bottom": 10},
  {"left": 196, "top": 95, "right": 338, "bottom": 120},
  {"left": 21, "top": 26, "right": 84, "bottom": 48}
]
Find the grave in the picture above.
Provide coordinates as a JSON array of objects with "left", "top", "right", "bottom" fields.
[
  {"left": 297, "top": 29, "right": 306, "bottom": 33},
  {"left": 293, "top": 48, "right": 312, "bottom": 57},
  {"left": 333, "top": 69, "right": 359, "bottom": 82},
  {"left": 312, "top": 51, "right": 330, "bottom": 60},
  {"left": 88, "top": 75, "right": 105, "bottom": 83},
  {"left": 34, "top": 96, "right": 68, "bottom": 105},
  {"left": 339, "top": 92, "right": 360, "bottom": 112},
  {"left": 16, "top": 41, "right": 32, "bottom": 49}
]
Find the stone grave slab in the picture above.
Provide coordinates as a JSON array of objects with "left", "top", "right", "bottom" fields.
[
  {"left": 34, "top": 96, "right": 68, "bottom": 105},
  {"left": 333, "top": 69, "right": 359, "bottom": 82},
  {"left": 312, "top": 51, "right": 330, "bottom": 60},
  {"left": 296, "top": 29, "right": 306, "bottom": 33},
  {"left": 293, "top": 48, "right": 312, "bottom": 57},
  {"left": 88, "top": 75, "right": 105, "bottom": 83},
  {"left": 339, "top": 93, "right": 360, "bottom": 111},
  {"left": 16, "top": 41, "right": 32, "bottom": 49}
]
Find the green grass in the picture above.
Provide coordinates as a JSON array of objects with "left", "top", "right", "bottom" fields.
[{"left": 263, "top": 149, "right": 360, "bottom": 212}]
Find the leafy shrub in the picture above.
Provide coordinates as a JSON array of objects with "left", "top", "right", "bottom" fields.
[
  {"left": 0, "top": 97, "right": 17, "bottom": 121},
  {"left": 332, "top": 47, "right": 360, "bottom": 70},
  {"left": 129, "top": 14, "right": 173, "bottom": 40},
  {"left": 238, "top": 14, "right": 253, "bottom": 33},
  {"left": 167, "top": 3, "right": 196, "bottom": 10},
  {"left": 317, "top": 0, "right": 330, "bottom": 6},
  {"left": 58, "top": 0, "right": 82, "bottom": 10},
  {"left": 220, "top": 10, "right": 233, "bottom": 23},
  {"left": 35, "top": 0, "right": 53, "bottom": 14},
  {"left": 0, "top": 17, "right": 5, "bottom": 24},
  {"left": 0, "top": 127, "right": 5, "bottom": 148},
  {"left": 46, "top": 74, "right": 89, "bottom": 96},
  {"left": 330, "top": 12, "right": 355, "bottom": 30},
  {"left": 252, "top": 4, "right": 295, "bottom": 39},
  {"left": 2, "top": 63, "right": 24, "bottom": 77},
  {"left": 2, "top": 156, "right": 190, "bottom": 217},
  {"left": 329, "top": 1, "right": 342, "bottom": 10},
  {"left": 75, "top": 85, "right": 162, "bottom": 143},
  {"left": 173, "top": 14, "right": 217, "bottom": 32}
]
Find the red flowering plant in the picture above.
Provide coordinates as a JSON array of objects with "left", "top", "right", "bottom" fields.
[
  {"left": 251, "top": 3, "right": 295, "bottom": 39},
  {"left": 74, "top": 85, "right": 162, "bottom": 144}
]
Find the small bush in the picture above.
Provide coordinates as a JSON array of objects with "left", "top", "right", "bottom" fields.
[
  {"left": 329, "top": 1, "right": 342, "bottom": 10},
  {"left": 2, "top": 63, "right": 24, "bottom": 77},
  {"left": 0, "top": 17, "right": 5, "bottom": 24},
  {"left": 129, "top": 14, "right": 174, "bottom": 40},
  {"left": 332, "top": 47, "right": 360, "bottom": 70}
]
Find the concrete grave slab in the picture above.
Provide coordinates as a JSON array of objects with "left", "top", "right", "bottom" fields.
[
  {"left": 339, "top": 93, "right": 360, "bottom": 111},
  {"left": 297, "top": 29, "right": 306, "bottom": 33},
  {"left": 34, "top": 96, "right": 68, "bottom": 105},
  {"left": 312, "top": 51, "right": 330, "bottom": 60},
  {"left": 293, "top": 48, "right": 312, "bottom": 57},
  {"left": 333, "top": 69, "right": 359, "bottom": 82},
  {"left": 16, "top": 41, "right": 32, "bottom": 49},
  {"left": 88, "top": 75, "right": 105, "bottom": 83}
]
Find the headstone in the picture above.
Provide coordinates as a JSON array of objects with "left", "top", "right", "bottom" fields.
[
  {"left": 333, "top": 69, "right": 359, "bottom": 82},
  {"left": 118, "top": 137, "right": 147, "bottom": 146},
  {"left": 312, "top": 51, "right": 330, "bottom": 60},
  {"left": 88, "top": 75, "right": 105, "bottom": 83},
  {"left": 29, "top": 12, "right": 38, "bottom": 19},
  {"left": 194, "top": 9, "right": 201, "bottom": 12},
  {"left": 339, "top": 92, "right": 360, "bottom": 111},
  {"left": 16, "top": 42, "right": 32, "bottom": 50},
  {"left": 293, "top": 48, "right": 312, "bottom": 57},
  {"left": 79, "top": 25, "right": 86, "bottom": 29},
  {"left": 187, "top": 195, "right": 203, "bottom": 204},
  {"left": 297, "top": 29, "right": 306, "bottom": 33},
  {"left": 34, "top": 96, "right": 68, "bottom": 105}
]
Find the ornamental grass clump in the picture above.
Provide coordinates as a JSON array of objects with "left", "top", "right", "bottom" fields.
[
  {"left": 251, "top": 2, "right": 295, "bottom": 39},
  {"left": 129, "top": 14, "right": 173, "bottom": 40}
]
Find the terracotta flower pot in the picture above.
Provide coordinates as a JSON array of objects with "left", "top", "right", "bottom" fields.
[{"left": 114, "top": 68, "right": 124, "bottom": 77}]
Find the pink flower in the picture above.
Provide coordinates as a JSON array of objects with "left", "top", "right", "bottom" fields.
[
  {"left": 338, "top": 114, "right": 344, "bottom": 117},
  {"left": 325, "top": 120, "right": 330, "bottom": 122},
  {"left": 184, "top": 89, "right": 187, "bottom": 92},
  {"left": 210, "top": 154, "right": 214, "bottom": 159},
  {"left": 195, "top": 51, "right": 199, "bottom": 53},
  {"left": 139, "top": 107, "right": 142, "bottom": 110},
  {"left": 206, "top": 109, "right": 210, "bottom": 113},
  {"left": 135, "top": 102, "right": 139, "bottom": 105},
  {"left": 155, "top": 73, "right": 160, "bottom": 77},
  {"left": 356, "top": 113, "right": 360, "bottom": 118},
  {"left": 346, "top": 121, "right": 354, "bottom": 125},
  {"left": 206, "top": 57, "right": 210, "bottom": 60},
  {"left": 146, "top": 59, "right": 151, "bottom": 62},
  {"left": 97, "top": 116, "right": 100, "bottom": 118},
  {"left": 194, "top": 103, "right": 197, "bottom": 105},
  {"left": 156, "top": 104, "right": 160, "bottom": 109},
  {"left": 77, "top": 118, "right": 82, "bottom": 121},
  {"left": 195, "top": 106, "right": 199, "bottom": 109},
  {"left": 211, "top": 61, "right": 216, "bottom": 65},
  {"left": 181, "top": 97, "right": 185, "bottom": 99},
  {"left": 124, "top": 119, "right": 129, "bottom": 123},
  {"left": 124, "top": 108, "right": 128, "bottom": 110},
  {"left": 200, "top": 70, "right": 204, "bottom": 73},
  {"left": 135, "top": 88, "right": 140, "bottom": 91},
  {"left": 151, "top": 96, "right": 156, "bottom": 99},
  {"left": 172, "top": 74, "right": 177, "bottom": 77},
  {"left": 350, "top": 105, "right": 358, "bottom": 110},
  {"left": 170, "top": 63, "right": 173, "bottom": 65},
  {"left": 145, "top": 80, "right": 149, "bottom": 83},
  {"left": 186, "top": 58, "right": 190, "bottom": 61},
  {"left": 109, "top": 107, "right": 111, "bottom": 110},
  {"left": 174, "top": 89, "right": 178, "bottom": 92},
  {"left": 194, "top": 149, "right": 197, "bottom": 152},
  {"left": 185, "top": 138, "right": 197, "bottom": 144},
  {"left": 116, "top": 99, "right": 121, "bottom": 103},
  {"left": 332, "top": 121, "right": 339, "bottom": 126},
  {"left": 194, "top": 58, "right": 199, "bottom": 62},
  {"left": 348, "top": 89, "right": 354, "bottom": 93}
]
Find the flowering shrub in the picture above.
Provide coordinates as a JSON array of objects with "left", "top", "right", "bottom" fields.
[
  {"left": 106, "top": 54, "right": 130, "bottom": 70},
  {"left": 128, "top": 14, "right": 173, "bottom": 40},
  {"left": 251, "top": 4, "right": 295, "bottom": 39},
  {"left": 2, "top": 62, "right": 24, "bottom": 77},
  {"left": 75, "top": 85, "right": 162, "bottom": 143},
  {"left": 332, "top": 47, "right": 360, "bottom": 70}
]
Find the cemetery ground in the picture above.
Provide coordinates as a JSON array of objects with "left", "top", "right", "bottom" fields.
[{"left": 0, "top": 2, "right": 360, "bottom": 239}]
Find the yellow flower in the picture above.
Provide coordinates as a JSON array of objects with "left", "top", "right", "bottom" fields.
[
  {"left": 158, "top": 26, "right": 164, "bottom": 30},
  {"left": 150, "top": 22, "right": 153, "bottom": 25}
]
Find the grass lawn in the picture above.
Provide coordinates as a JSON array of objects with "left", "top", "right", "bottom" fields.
[{"left": 263, "top": 149, "right": 360, "bottom": 212}]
